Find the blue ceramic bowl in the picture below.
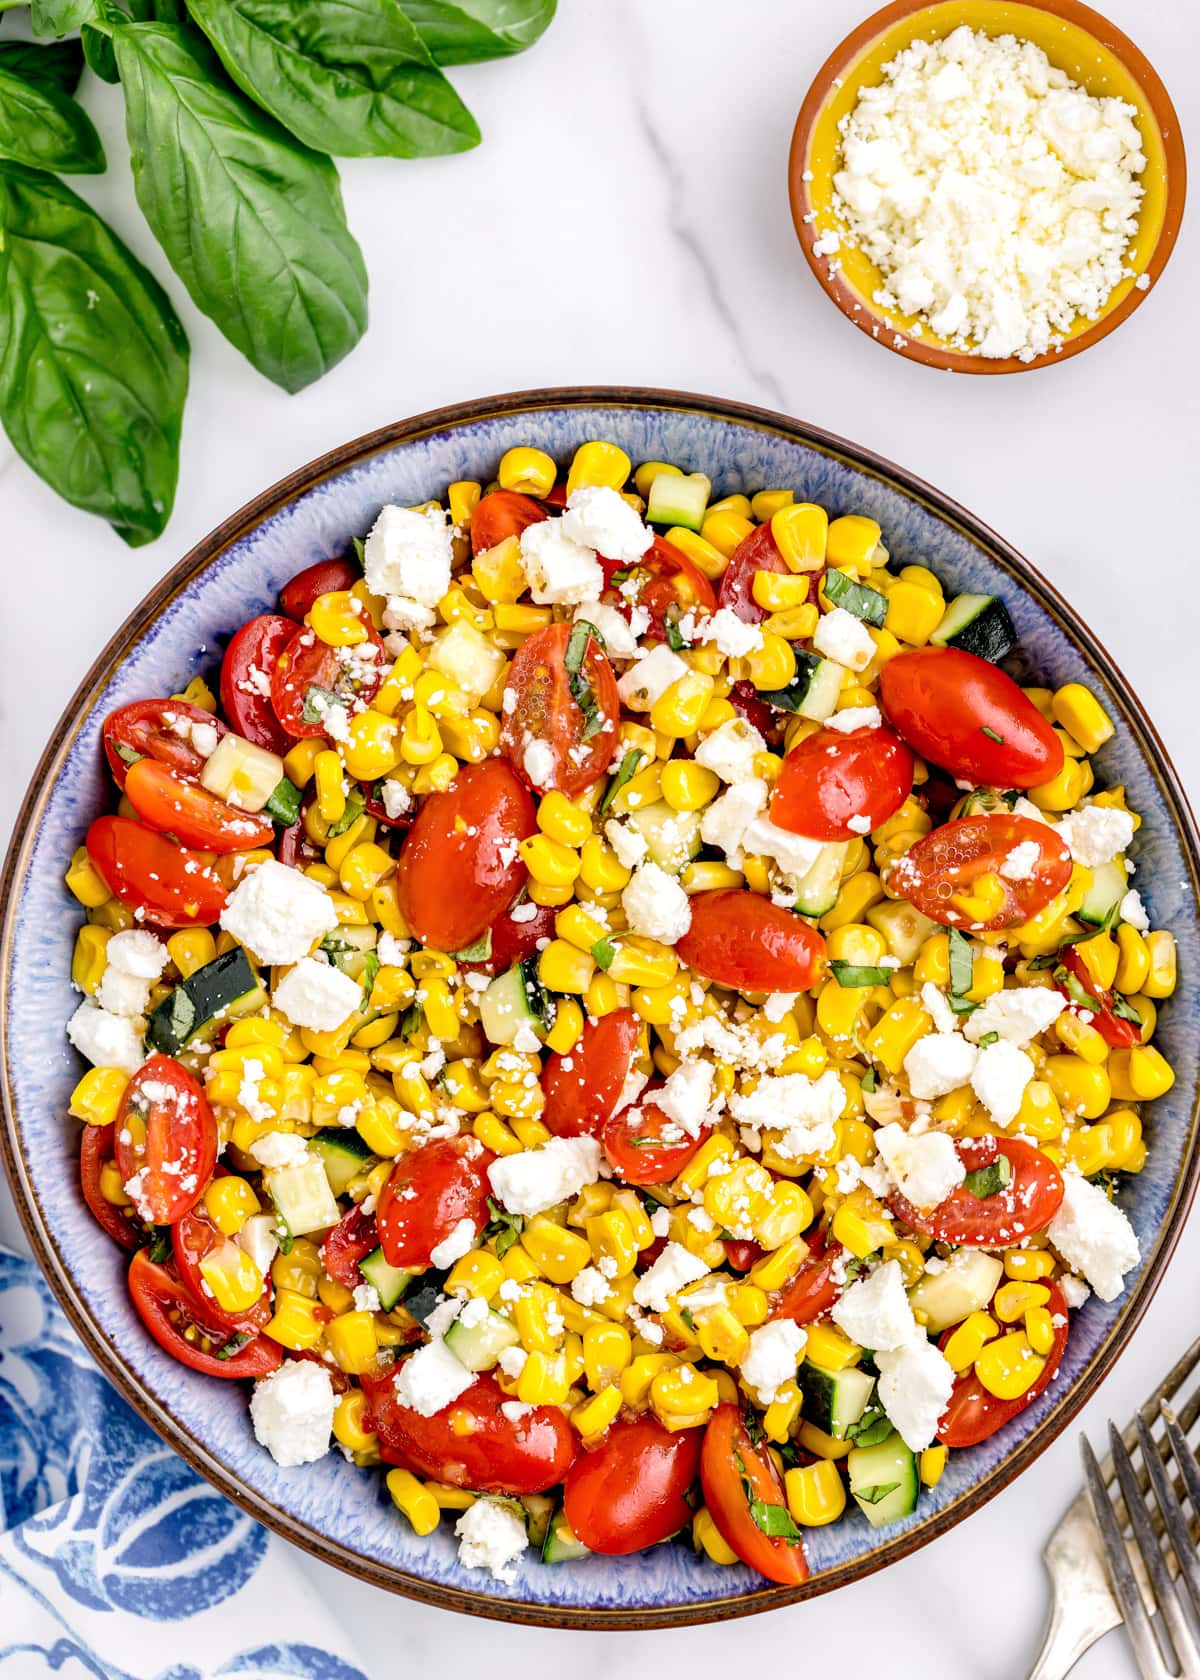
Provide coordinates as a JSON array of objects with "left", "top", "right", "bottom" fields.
[{"left": 3, "top": 389, "right": 1198, "bottom": 1628}]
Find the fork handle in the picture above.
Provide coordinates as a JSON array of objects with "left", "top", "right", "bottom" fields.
[{"left": 1025, "top": 1596, "right": 1110, "bottom": 1680}]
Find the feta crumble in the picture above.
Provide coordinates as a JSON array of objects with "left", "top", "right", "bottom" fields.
[
  {"left": 622, "top": 862, "right": 692, "bottom": 946},
  {"left": 251, "top": 1361, "right": 336, "bottom": 1467}
]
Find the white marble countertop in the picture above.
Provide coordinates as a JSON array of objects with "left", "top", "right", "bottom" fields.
[{"left": 1, "top": 0, "right": 1197, "bottom": 1672}]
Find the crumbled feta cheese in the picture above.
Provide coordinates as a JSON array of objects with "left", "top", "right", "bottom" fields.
[
  {"left": 67, "top": 1001, "right": 144, "bottom": 1074},
  {"left": 963, "top": 986, "right": 1065, "bottom": 1046},
  {"left": 699, "top": 779, "right": 769, "bottom": 865},
  {"left": 826, "top": 705, "right": 882, "bottom": 733},
  {"left": 429, "top": 1217, "right": 478, "bottom": 1269},
  {"left": 832, "top": 1259, "right": 917, "bottom": 1351},
  {"left": 561, "top": 486, "right": 653, "bottom": 564},
  {"left": 1048, "top": 1171, "right": 1140, "bottom": 1301},
  {"left": 353, "top": 1283, "right": 382, "bottom": 1314},
  {"left": 739, "top": 1320, "right": 807, "bottom": 1406},
  {"left": 692, "top": 607, "right": 764, "bottom": 659},
  {"left": 272, "top": 955, "right": 362, "bottom": 1032},
  {"left": 379, "top": 779, "right": 412, "bottom": 822},
  {"left": 394, "top": 1338, "right": 475, "bottom": 1417},
  {"left": 488, "top": 1136, "right": 601, "bottom": 1217},
  {"left": 365, "top": 504, "right": 454, "bottom": 633},
  {"left": 729, "top": 1069, "right": 846, "bottom": 1160},
  {"left": 813, "top": 607, "right": 875, "bottom": 671},
  {"left": 96, "top": 966, "right": 152, "bottom": 1019},
  {"left": 920, "top": 981, "right": 958, "bottom": 1036},
  {"left": 1059, "top": 1274, "right": 1091, "bottom": 1310},
  {"left": 1120, "top": 889, "right": 1149, "bottom": 932},
  {"left": 1000, "top": 840, "right": 1041, "bottom": 881},
  {"left": 249, "top": 1131, "right": 309, "bottom": 1169},
  {"left": 519, "top": 519, "right": 604, "bottom": 605},
  {"left": 571, "top": 1266, "right": 614, "bottom": 1307},
  {"left": 522, "top": 738, "right": 557, "bottom": 790},
  {"left": 649, "top": 1205, "right": 672, "bottom": 1238},
  {"left": 497, "top": 1345, "right": 527, "bottom": 1379},
  {"left": 764, "top": 992, "right": 798, "bottom": 1022},
  {"left": 251, "top": 1360, "right": 336, "bottom": 1467},
  {"left": 617, "top": 644, "right": 688, "bottom": 710},
  {"left": 971, "top": 1038, "right": 1035, "bottom": 1126},
  {"left": 739, "top": 813, "right": 825, "bottom": 878},
  {"left": 573, "top": 600, "right": 639, "bottom": 660},
  {"left": 237, "top": 1213, "right": 280, "bottom": 1277},
  {"left": 105, "top": 929, "right": 168, "bottom": 979},
  {"left": 220, "top": 859, "right": 338, "bottom": 966},
  {"left": 377, "top": 931, "right": 410, "bottom": 966},
  {"left": 904, "top": 1033, "right": 978, "bottom": 1100},
  {"left": 1056, "top": 806, "right": 1135, "bottom": 868},
  {"left": 632, "top": 1242, "right": 711, "bottom": 1313},
  {"left": 622, "top": 862, "right": 692, "bottom": 946},
  {"left": 604, "top": 819, "right": 648, "bottom": 870},
  {"left": 694, "top": 718, "right": 765, "bottom": 784},
  {"left": 655, "top": 1060, "right": 717, "bottom": 1139},
  {"left": 454, "top": 1497, "right": 529, "bottom": 1584},
  {"left": 874, "top": 1123, "right": 964, "bottom": 1209},
  {"left": 875, "top": 1338, "right": 956, "bottom": 1452}
]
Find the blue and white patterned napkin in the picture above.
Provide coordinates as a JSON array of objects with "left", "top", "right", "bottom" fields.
[{"left": 0, "top": 1245, "right": 371, "bottom": 1680}]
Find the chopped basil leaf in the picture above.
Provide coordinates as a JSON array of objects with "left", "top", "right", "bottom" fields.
[
  {"left": 1053, "top": 964, "right": 1103, "bottom": 1013},
  {"left": 600, "top": 747, "right": 644, "bottom": 813},
  {"left": 400, "top": 1000, "right": 424, "bottom": 1039},
  {"left": 855, "top": 1481, "right": 903, "bottom": 1505},
  {"left": 273, "top": 1211, "right": 294, "bottom": 1256},
  {"left": 265, "top": 776, "right": 303, "bottom": 826},
  {"left": 748, "top": 1498, "right": 803, "bottom": 1540},
  {"left": 592, "top": 937, "right": 615, "bottom": 971},
  {"left": 823, "top": 569, "right": 887, "bottom": 627},
  {"left": 947, "top": 928, "right": 976, "bottom": 1012},
  {"left": 607, "top": 567, "right": 633, "bottom": 586},
  {"left": 112, "top": 740, "right": 142, "bottom": 766},
  {"left": 319, "top": 934, "right": 355, "bottom": 971},
  {"left": 846, "top": 1404, "right": 893, "bottom": 1447},
  {"left": 679, "top": 1306, "right": 696, "bottom": 1333},
  {"left": 301, "top": 683, "right": 343, "bottom": 725},
  {"left": 215, "top": 1331, "right": 252, "bottom": 1361},
  {"left": 326, "top": 787, "right": 366, "bottom": 838},
  {"left": 664, "top": 614, "right": 686, "bottom": 652},
  {"left": 977, "top": 1030, "right": 1000, "bottom": 1047},
  {"left": 451, "top": 931, "right": 493, "bottom": 961},
  {"left": 980, "top": 725, "right": 1005, "bottom": 744},
  {"left": 829, "top": 960, "right": 890, "bottom": 988},
  {"left": 147, "top": 1226, "right": 173, "bottom": 1264},
  {"left": 485, "top": 1196, "right": 524, "bottom": 1259},
  {"left": 1028, "top": 909, "right": 1120, "bottom": 967},
  {"left": 963, "top": 1155, "right": 1012, "bottom": 1199},
  {"left": 351, "top": 535, "right": 365, "bottom": 566},
  {"left": 360, "top": 950, "right": 380, "bottom": 1008},
  {"left": 564, "top": 620, "right": 605, "bottom": 742},
  {"left": 1111, "top": 993, "right": 1143, "bottom": 1025},
  {"left": 860, "top": 1065, "right": 878, "bottom": 1093}
]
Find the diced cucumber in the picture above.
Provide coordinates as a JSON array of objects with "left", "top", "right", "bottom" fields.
[
  {"left": 199, "top": 731, "right": 285, "bottom": 813},
  {"left": 359, "top": 1247, "right": 413, "bottom": 1311},
  {"left": 865, "top": 900, "right": 939, "bottom": 966},
  {"left": 626, "top": 800, "right": 702, "bottom": 873},
  {"left": 145, "top": 947, "right": 263, "bottom": 1054},
  {"left": 402, "top": 1269, "right": 451, "bottom": 1327},
  {"left": 823, "top": 570, "right": 888, "bottom": 628},
  {"left": 310, "top": 1128, "right": 373, "bottom": 1195},
  {"left": 793, "top": 842, "right": 846, "bottom": 917},
  {"left": 847, "top": 1431, "right": 919, "bottom": 1528},
  {"left": 265, "top": 1158, "right": 339, "bottom": 1236},
  {"left": 760, "top": 649, "right": 843, "bottom": 722},
  {"left": 522, "top": 1494, "right": 555, "bottom": 1551},
  {"left": 907, "top": 1249, "right": 1004, "bottom": 1334},
  {"left": 801, "top": 1360, "right": 876, "bottom": 1439},
  {"left": 444, "top": 1307, "right": 521, "bottom": 1372},
  {"left": 427, "top": 619, "right": 507, "bottom": 703},
  {"left": 479, "top": 957, "right": 555, "bottom": 1046},
  {"left": 1078, "top": 857, "right": 1127, "bottom": 925},
  {"left": 542, "top": 1506, "right": 590, "bottom": 1563},
  {"left": 320, "top": 924, "right": 378, "bottom": 981},
  {"left": 646, "top": 471, "right": 710, "bottom": 533},
  {"left": 931, "top": 594, "right": 1016, "bottom": 663}
]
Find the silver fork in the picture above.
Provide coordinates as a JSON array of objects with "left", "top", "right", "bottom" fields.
[
  {"left": 1028, "top": 1336, "right": 1200, "bottom": 1680},
  {"left": 1082, "top": 1378, "right": 1200, "bottom": 1677}
]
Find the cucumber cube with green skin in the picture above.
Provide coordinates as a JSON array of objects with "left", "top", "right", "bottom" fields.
[
  {"left": 646, "top": 472, "right": 710, "bottom": 532},
  {"left": 443, "top": 1306, "right": 521, "bottom": 1372},
  {"left": 479, "top": 957, "right": 554, "bottom": 1046},
  {"left": 800, "top": 1360, "right": 876, "bottom": 1438},
  {"left": 542, "top": 1507, "right": 590, "bottom": 1562},
  {"left": 1078, "top": 858, "right": 1127, "bottom": 925},
  {"left": 144, "top": 946, "right": 262, "bottom": 1053},
  {"left": 358, "top": 1248, "right": 413, "bottom": 1311},
  {"left": 930, "top": 594, "right": 1016, "bottom": 663},
  {"left": 309, "top": 1128, "right": 372, "bottom": 1195},
  {"left": 625, "top": 801, "right": 701, "bottom": 874},
  {"left": 793, "top": 843, "right": 846, "bottom": 917},
  {"left": 906, "top": 1250, "right": 1004, "bottom": 1334},
  {"left": 847, "top": 1431, "right": 919, "bottom": 1527},
  {"left": 760, "top": 650, "right": 843, "bottom": 722}
]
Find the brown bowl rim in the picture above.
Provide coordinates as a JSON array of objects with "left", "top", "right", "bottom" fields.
[
  {"left": 3, "top": 385, "right": 1199, "bottom": 1628},
  {"left": 787, "top": 0, "right": 1188, "bottom": 374}
]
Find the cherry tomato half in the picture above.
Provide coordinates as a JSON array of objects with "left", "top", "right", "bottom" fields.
[
  {"left": 771, "top": 725, "right": 913, "bottom": 842},
  {"left": 123, "top": 758, "right": 274, "bottom": 854},
  {"left": 701, "top": 1404, "right": 809, "bottom": 1584},
  {"left": 769, "top": 1237, "right": 844, "bottom": 1325},
  {"left": 676, "top": 890, "right": 826, "bottom": 993},
  {"left": 718, "top": 521, "right": 821, "bottom": 625},
  {"left": 938, "top": 1280, "right": 1070, "bottom": 1448},
  {"left": 128, "top": 1250, "right": 282, "bottom": 1379},
  {"left": 395, "top": 759, "right": 535, "bottom": 952},
  {"left": 542, "top": 1007, "right": 641, "bottom": 1138},
  {"left": 563, "top": 1414, "right": 702, "bottom": 1555},
  {"left": 278, "top": 557, "right": 360, "bottom": 620},
  {"left": 1054, "top": 946, "right": 1142, "bottom": 1048},
  {"left": 888, "top": 813, "right": 1072, "bottom": 933},
  {"left": 220, "top": 614, "right": 295, "bottom": 754},
  {"left": 880, "top": 647, "right": 1064, "bottom": 790},
  {"left": 102, "top": 699, "right": 225, "bottom": 790},
  {"left": 80, "top": 1123, "right": 141, "bottom": 1250},
  {"left": 86, "top": 816, "right": 227, "bottom": 929},
  {"left": 481, "top": 899, "right": 558, "bottom": 974},
  {"left": 361, "top": 1369, "right": 577, "bottom": 1494},
  {"left": 320, "top": 1204, "right": 380, "bottom": 1290},
  {"left": 376, "top": 1136, "right": 494, "bottom": 1270},
  {"left": 603, "top": 535, "right": 717, "bottom": 645},
  {"left": 114, "top": 1054, "right": 218, "bottom": 1227},
  {"left": 470, "top": 489, "right": 549, "bottom": 555},
  {"left": 173, "top": 1199, "right": 273, "bottom": 1334},
  {"left": 602, "top": 1098, "right": 709, "bottom": 1186},
  {"left": 891, "top": 1136, "right": 1064, "bottom": 1247},
  {"left": 270, "top": 621, "right": 386, "bottom": 740},
  {"left": 500, "top": 622, "right": 620, "bottom": 798}
]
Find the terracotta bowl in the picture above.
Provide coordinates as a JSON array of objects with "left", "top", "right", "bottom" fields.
[
  {"left": 3, "top": 389, "right": 1199, "bottom": 1626},
  {"left": 788, "top": 0, "right": 1187, "bottom": 373}
]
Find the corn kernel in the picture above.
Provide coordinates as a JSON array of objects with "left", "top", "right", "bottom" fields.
[
  {"left": 786, "top": 1459, "right": 847, "bottom": 1526},
  {"left": 386, "top": 1468, "right": 440, "bottom": 1536}
]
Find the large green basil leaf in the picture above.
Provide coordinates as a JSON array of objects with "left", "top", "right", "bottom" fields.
[
  {"left": 184, "top": 0, "right": 479, "bottom": 158},
  {"left": 0, "top": 39, "right": 85, "bottom": 97},
  {"left": 113, "top": 21, "right": 368, "bottom": 392},
  {"left": 30, "top": 0, "right": 99, "bottom": 37},
  {"left": 0, "top": 161, "right": 188, "bottom": 545},
  {"left": 400, "top": 0, "right": 555, "bottom": 64},
  {"left": 0, "top": 67, "right": 106, "bottom": 171},
  {"left": 84, "top": 3, "right": 187, "bottom": 84}
]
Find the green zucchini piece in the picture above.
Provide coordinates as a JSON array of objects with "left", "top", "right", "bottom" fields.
[{"left": 145, "top": 947, "right": 262, "bottom": 1053}]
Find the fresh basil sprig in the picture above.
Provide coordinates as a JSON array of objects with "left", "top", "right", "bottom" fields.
[
  {"left": 0, "top": 37, "right": 84, "bottom": 95},
  {"left": 0, "top": 61, "right": 104, "bottom": 173},
  {"left": 404, "top": 0, "right": 555, "bottom": 64}
]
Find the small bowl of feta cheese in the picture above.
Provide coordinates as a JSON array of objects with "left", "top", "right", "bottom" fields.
[{"left": 788, "top": 0, "right": 1186, "bottom": 371}]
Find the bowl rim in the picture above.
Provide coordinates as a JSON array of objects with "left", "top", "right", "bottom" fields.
[
  {"left": 3, "top": 384, "right": 1200, "bottom": 1629},
  {"left": 787, "top": 0, "right": 1188, "bottom": 375}
]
